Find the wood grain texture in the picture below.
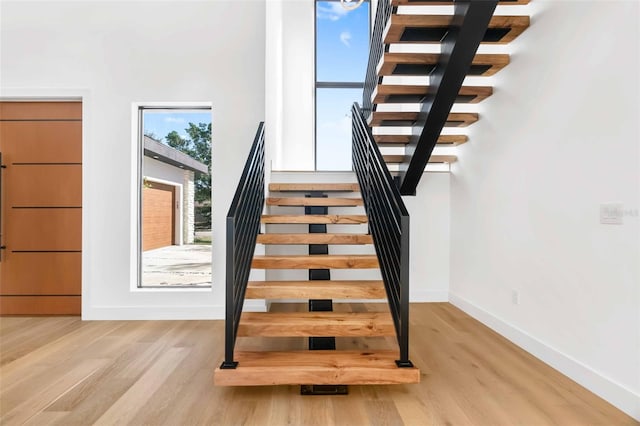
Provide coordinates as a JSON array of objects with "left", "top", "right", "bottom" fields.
[
  {"left": 373, "top": 84, "right": 492, "bottom": 104},
  {"left": 0, "top": 296, "right": 80, "bottom": 315},
  {"left": 384, "top": 154, "right": 457, "bottom": 164},
  {"left": 142, "top": 182, "right": 175, "bottom": 251},
  {"left": 261, "top": 214, "right": 368, "bottom": 224},
  {"left": 384, "top": 15, "right": 530, "bottom": 45},
  {"left": 256, "top": 233, "right": 372, "bottom": 245},
  {"left": 378, "top": 52, "right": 510, "bottom": 76},
  {"left": 369, "top": 111, "right": 478, "bottom": 127},
  {"left": 0, "top": 252, "right": 81, "bottom": 295},
  {"left": 0, "top": 121, "right": 82, "bottom": 164},
  {"left": 269, "top": 183, "right": 360, "bottom": 192},
  {"left": 5, "top": 165, "right": 82, "bottom": 207},
  {"left": 252, "top": 255, "right": 379, "bottom": 269},
  {"left": 0, "top": 101, "right": 82, "bottom": 120},
  {"left": 266, "top": 197, "right": 364, "bottom": 207},
  {"left": 245, "top": 280, "right": 386, "bottom": 299},
  {"left": 237, "top": 311, "right": 395, "bottom": 337},
  {"left": 0, "top": 303, "right": 635, "bottom": 425},
  {"left": 5, "top": 208, "right": 81, "bottom": 251},
  {"left": 374, "top": 134, "right": 468, "bottom": 146},
  {"left": 214, "top": 350, "right": 419, "bottom": 386}
]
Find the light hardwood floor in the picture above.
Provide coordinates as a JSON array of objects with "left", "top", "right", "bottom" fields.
[{"left": 0, "top": 303, "right": 635, "bottom": 425}]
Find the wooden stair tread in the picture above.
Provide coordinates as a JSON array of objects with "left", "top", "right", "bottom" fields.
[
  {"left": 238, "top": 312, "right": 395, "bottom": 337},
  {"left": 269, "top": 183, "right": 359, "bottom": 192},
  {"left": 384, "top": 154, "right": 457, "bottom": 164},
  {"left": 257, "top": 233, "right": 373, "bottom": 245},
  {"left": 261, "top": 214, "right": 368, "bottom": 224},
  {"left": 392, "top": 0, "right": 529, "bottom": 5},
  {"left": 266, "top": 197, "right": 364, "bottom": 207},
  {"left": 384, "top": 15, "right": 530, "bottom": 45},
  {"left": 252, "top": 254, "right": 379, "bottom": 269},
  {"left": 378, "top": 52, "right": 510, "bottom": 77},
  {"left": 370, "top": 111, "right": 478, "bottom": 127},
  {"left": 214, "top": 350, "right": 420, "bottom": 386},
  {"left": 373, "top": 84, "right": 492, "bottom": 104},
  {"left": 245, "top": 280, "right": 386, "bottom": 299},
  {"left": 374, "top": 134, "right": 468, "bottom": 146}
]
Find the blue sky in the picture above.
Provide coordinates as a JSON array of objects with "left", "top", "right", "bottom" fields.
[
  {"left": 143, "top": 110, "right": 212, "bottom": 142},
  {"left": 316, "top": 1, "right": 369, "bottom": 170}
]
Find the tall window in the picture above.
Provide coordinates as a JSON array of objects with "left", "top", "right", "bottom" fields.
[
  {"left": 137, "top": 106, "right": 212, "bottom": 288},
  {"left": 315, "top": 0, "right": 370, "bottom": 170}
]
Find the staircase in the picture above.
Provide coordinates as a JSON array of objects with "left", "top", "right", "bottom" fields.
[
  {"left": 215, "top": 182, "right": 420, "bottom": 386},
  {"left": 364, "top": 0, "right": 531, "bottom": 193}
]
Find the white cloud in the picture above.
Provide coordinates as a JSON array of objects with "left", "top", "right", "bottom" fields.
[
  {"left": 317, "top": 2, "right": 348, "bottom": 21},
  {"left": 340, "top": 31, "right": 352, "bottom": 47},
  {"left": 164, "top": 116, "right": 185, "bottom": 124}
]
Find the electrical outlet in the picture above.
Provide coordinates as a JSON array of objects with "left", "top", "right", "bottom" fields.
[
  {"left": 512, "top": 289, "right": 520, "bottom": 305},
  {"left": 600, "top": 203, "right": 623, "bottom": 225}
]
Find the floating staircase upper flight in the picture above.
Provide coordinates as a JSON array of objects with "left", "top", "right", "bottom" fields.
[
  {"left": 366, "top": 0, "right": 531, "bottom": 174},
  {"left": 215, "top": 182, "right": 420, "bottom": 386}
]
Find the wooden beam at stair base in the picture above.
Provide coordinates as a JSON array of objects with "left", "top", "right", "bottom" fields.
[
  {"left": 214, "top": 350, "right": 420, "bottom": 386},
  {"left": 266, "top": 197, "right": 364, "bottom": 207},
  {"left": 373, "top": 84, "right": 492, "bottom": 104},
  {"left": 252, "top": 255, "right": 379, "bottom": 269},
  {"left": 384, "top": 15, "right": 529, "bottom": 45},
  {"left": 369, "top": 112, "right": 478, "bottom": 128},
  {"left": 384, "top": 155, "right": 457, "bottom": 164},
  {"left": 268, "top": 183, "right": 360, "bottom": 192},
  {"left": 245, "top": 280, "right": 386, "bottom": 299},
  {"left": 378, "top": 52, "right": 510, "bottom": 77},
  {"left": 256, "top": 233, "right": 373, "bottom": 245},
  {"left": 261, "top": 215, "right": 368, "bottom": 225},
  {"left": 400, "top": 1, "right": 498, "bottom": 195},
  {"left": 237, "top": 312, "right": 395, "bottom": 337},
  {"left": 374, "top": 134, "right": 468, "bottom": 146}
]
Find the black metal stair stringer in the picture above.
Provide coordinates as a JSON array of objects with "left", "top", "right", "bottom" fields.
[{"left": 399, "top": 0, "right": 499, "bottom": 195}]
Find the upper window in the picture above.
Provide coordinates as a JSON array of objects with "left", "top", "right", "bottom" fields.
[
  {"left": 315, "top": 0, "right": 370, "bottom": 170},
  {"left": 137, "top": 106, "right": 212, "bottom": 288}
]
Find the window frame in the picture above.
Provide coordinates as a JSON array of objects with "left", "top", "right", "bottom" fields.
[{"left": 134, "top": 103, "right": 212, "bottom": 290}]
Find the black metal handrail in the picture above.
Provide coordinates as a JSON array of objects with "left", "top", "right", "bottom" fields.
[
  {"left": 362, "top": 0, "right": 393, "bottom": 117},
  {"left": 352, "top": 103, "right": 412, "bottom": 367},
  {"left": 220, "top": 122, "right": 265, "bottom": 369}
]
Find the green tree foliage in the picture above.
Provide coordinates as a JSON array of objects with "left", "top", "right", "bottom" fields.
[{"left": 165, "top": 122, "right": 212, "bottom": 203}]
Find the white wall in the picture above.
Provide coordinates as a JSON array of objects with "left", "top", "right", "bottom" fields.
[
  {"left": 266, "top": 0, "right": 316, "bottom": 171},
  {"left": 0, "top": 0, "right": 266, "bottom": 319},
  {"left": 449, "top": 0, "right": 640, "bottom": 419}
]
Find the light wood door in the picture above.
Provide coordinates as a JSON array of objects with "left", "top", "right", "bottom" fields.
[
  {"left": 0, "top": 102, "right": 82, "bottom": 315},
  {"left": 142, "top": 181, "right": 175, "bottom": 251}
]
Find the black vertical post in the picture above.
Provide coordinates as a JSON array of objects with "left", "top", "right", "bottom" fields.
[{"left": 305, "top": 192, "right": 335, "bottom": 351}]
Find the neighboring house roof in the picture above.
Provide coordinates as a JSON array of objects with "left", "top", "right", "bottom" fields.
[{"left": 144, "top": 135, "right": 209, "bottom": 175}]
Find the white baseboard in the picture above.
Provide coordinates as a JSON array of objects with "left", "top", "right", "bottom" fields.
[{"left": 449, "top": 293, "right": 640, "bottom": 421}]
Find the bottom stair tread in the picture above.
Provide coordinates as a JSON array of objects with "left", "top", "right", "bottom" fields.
[{"left": 214, "top": 350, "right": 420, "bottom": 386}]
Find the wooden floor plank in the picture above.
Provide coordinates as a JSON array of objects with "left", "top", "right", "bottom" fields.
[
  {"left": 257, "top": 233, "right": 372, "bottom": 245},
  {"left": 214, "top": 350, "right": 419, "bottom": 386},
  {"left": 252, "top": 254, "right": 379, "bottom": 269},
  {"left": 245, "top": 280, "right": 386, "bottom": 300},
  {"left": 266, "top": 197, "right": 364, "bottom": 207},
  {"left": 0, "top": 305, "right": 635, "bottom": 425},
  {"left": 261, "top": 214, "right": 368, "bottom": 224},
  {"left": 237, "top": 312, "right": 395, "bottom": 337}
]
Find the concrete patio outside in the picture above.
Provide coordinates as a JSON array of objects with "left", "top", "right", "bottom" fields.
[{"left": 142, "top": 244, "right": 212, "bottom": 287}]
